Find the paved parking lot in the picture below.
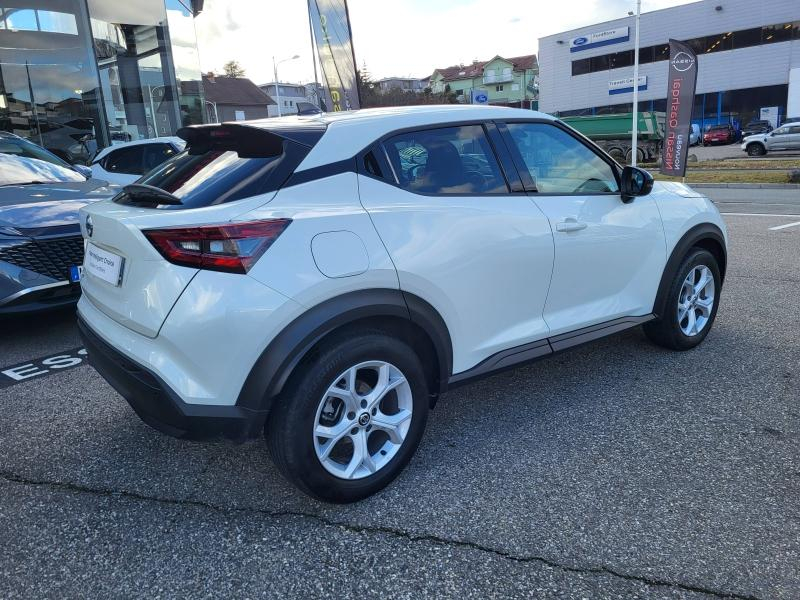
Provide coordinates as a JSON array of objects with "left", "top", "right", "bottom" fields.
[{"left": 1, "top": 189, "right": 798, "bottom": 599}]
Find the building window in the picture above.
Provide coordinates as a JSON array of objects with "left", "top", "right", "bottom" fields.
[
  {"left": 570, "top": 21, "right": 800, "bottom": 78},
  {"left": 731, "top": 27, "right": 761, "bottom": 49},
  {"left": 762, "top": 23, "right": 793, "bottom": 44},
  {"left": 609, "top": 50, "right": 633, "bottom": 69},
  {"left": 572, "top": 58, "right": 590, "bottom": 76},
  {"left": 496, "top": 85, "right": 504, "bottom": 92}
]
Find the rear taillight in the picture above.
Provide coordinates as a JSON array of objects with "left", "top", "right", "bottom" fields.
[{"left": 143, "top": 220, "right": 291, "bottom": 274}]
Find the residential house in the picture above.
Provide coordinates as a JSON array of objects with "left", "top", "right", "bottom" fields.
[
  {"left": 375, "top": 77, "right": 428, "bottom": 94},
  {"left": 259, "top": 82, "right": 310, "bottom": 117},
  {"left": 202, "top": 73, "right": 274, "bottom": 122},
  {"left": 429, "top": 54, "right": 538, "bottom": 108}
]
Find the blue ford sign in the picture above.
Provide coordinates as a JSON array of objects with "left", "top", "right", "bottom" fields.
[
  {"left": 471, "top": 90, "right": 489, "bottom": 104},
  {"left": 570, "top": 27, "right": 629, "bottom": 52}
]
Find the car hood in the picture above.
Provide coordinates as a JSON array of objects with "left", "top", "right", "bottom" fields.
[
  {"left": 742, "top": 133, "right": 768, "bottom": 143},
  {"left": 0, "top": 178, "right": 119, "bottom": 234}
]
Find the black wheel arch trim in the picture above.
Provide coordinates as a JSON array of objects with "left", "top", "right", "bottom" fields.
[
  {"left": 236, "top": 288, "right": 453, "bottom": 418},
  {"left": 652, "top": 223, "right": 727, "bottom": 319}
]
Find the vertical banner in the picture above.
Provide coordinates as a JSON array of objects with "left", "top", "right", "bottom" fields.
[
  {"left": 661, "top": 39, "right": 698, "bottom": 177},
  {"left": 308, "top": 0, "right": 361, "bottom": 112}
]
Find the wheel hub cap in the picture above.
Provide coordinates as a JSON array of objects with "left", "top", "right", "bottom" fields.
[
  {"left": 313, "top": 361, "right": 413, "bottom": 480},
  {"left": 677, "top": 264, "right": 715, "bottom": 337}
]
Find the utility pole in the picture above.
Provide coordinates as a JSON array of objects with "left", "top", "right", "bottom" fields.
[
  {"left": 273, "top": 57, "right": 282, "bottom": 117},
  {"left": 631, "top": 0, "right": 641, "bottom": 166}
]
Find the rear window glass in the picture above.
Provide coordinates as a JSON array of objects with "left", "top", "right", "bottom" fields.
[
  {"left": 137, "top": 150, "right": 282, "bottom": 209},
  {"left": 125, "top": 125, "right": 322, "bottom": 209}
]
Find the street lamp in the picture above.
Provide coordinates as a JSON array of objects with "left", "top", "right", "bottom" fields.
[
  {"left": 147, "top": 85, "right": 166, "bottom": 137},
  {"left": 205, "top": 99, "right": 219, "bottom": 123},
  {"left": 273, "top": 54, "right": 300, "bottom": 117}
]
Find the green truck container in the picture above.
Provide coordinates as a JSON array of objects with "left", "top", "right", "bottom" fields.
[{"left": 559, "top": 112, "right": 665, "bottom": 163}]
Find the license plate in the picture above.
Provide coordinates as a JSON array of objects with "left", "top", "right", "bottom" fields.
[
  {"left": 69, "top": 265, "right": 83, "bottom": 283},
  {"left": 84, "top": 242, "right": 125, "bottom": 286}
]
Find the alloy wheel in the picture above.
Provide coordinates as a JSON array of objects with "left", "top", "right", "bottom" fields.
[
  {"left": 677, "top": 265, "right": 715, "bottom": 336},
  {"left": 313, "top": 361, "right": 413, "bottom": 480}
]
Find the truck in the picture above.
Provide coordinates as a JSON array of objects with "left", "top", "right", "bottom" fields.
[{"left": 558, "top": 112, "right": 665, "bottom": 164}]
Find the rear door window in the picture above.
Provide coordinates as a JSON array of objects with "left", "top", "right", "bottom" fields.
[
  {"left": 105, "top": 146, "right": 145, "bottom": 175},
  {"left": 382, "top": 125, "right": 508, "bottom": 194}
]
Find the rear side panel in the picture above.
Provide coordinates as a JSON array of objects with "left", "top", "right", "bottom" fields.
[
  {"left": 78, "top": 122, "right": 322, "bottom": 338},
  {"left": 243, "top": 171, "right": 400, "bottom": 306}
]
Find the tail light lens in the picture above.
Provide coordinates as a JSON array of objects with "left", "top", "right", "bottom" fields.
[{"left": 143, "top": 220, "right": 291, "bottom": 274}]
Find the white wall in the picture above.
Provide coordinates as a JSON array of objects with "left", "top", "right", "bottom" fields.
[
  {"left": 538, "top": 0, "right": 800, "bottom": 114},
  {"left": 789, "top": 68, "right": 800, "bottom": 118}
]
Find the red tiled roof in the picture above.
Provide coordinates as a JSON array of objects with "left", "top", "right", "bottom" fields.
[{"left": 432, "top": 53, "right": 537, "bottom": 82}]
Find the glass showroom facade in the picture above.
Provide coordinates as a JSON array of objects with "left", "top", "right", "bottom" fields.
[{"left": 0, "top": 0, "right": 205, "bottom": 164}]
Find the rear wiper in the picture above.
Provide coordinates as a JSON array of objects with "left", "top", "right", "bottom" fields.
[{"left": 118, "top": 183, "right": 183, "bottom": 206}]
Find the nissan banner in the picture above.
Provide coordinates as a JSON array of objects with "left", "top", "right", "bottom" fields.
[
  {"left": 661, "top": 39, "right": 698, "bottom": 177},
  {"left": 308, "top": 0, "right": 361, "bottom": 112}
]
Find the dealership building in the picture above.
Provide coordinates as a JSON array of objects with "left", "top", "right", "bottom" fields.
[
  {"left": 538, "top": 0, "right": 800, "bottom": 129},
  {"left": 0, "top": 0, "right": 205, "bottom": 163}
]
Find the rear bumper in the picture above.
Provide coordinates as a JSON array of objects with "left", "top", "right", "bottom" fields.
[{"left": 78, "top": 315, "right": 266, "bottom": 441}]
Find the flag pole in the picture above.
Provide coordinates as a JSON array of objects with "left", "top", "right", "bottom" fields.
[
  {"left": 631, "top": 0, "right": 641, "bottom": 166},
  {"left": 306, "top": 0, "right": 321, "bottom": 108}
]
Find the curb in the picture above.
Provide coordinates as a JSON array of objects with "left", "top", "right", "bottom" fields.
[{"left": 688, "top": 183, "right": 800, "bottom": 189}]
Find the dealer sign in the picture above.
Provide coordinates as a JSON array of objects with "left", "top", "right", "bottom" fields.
[
  {"left": 570, "top": 27, "right": 630, "bottom": 52},
  {"left": 661, "top": 39, "right": 698, "bottom": 178}
]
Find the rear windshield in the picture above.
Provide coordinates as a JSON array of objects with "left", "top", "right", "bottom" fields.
[
  {"left": 0, "top": 138, "right": 84, "bottom": 186},
  {"left": 137, "top": 150, "right": 285, "bottom": 209},
  {"left": 130, "top": 125, "right": 318, "bottom": 209}
]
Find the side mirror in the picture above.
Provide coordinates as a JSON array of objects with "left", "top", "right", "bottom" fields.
[
  {"left": 73, "top": 164, "right": 93, "bottom": 179},
  {"left": 620, "top": 166, "right": 653, "bottom": 202}
]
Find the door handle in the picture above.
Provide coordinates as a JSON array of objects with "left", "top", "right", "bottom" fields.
[{"left": 555, "top": 218, "right": 587, "bottom": 233}]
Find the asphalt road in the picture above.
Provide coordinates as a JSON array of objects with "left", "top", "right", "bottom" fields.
[{"left": 1, "top": 190, "right": 798, "bottom": 599}]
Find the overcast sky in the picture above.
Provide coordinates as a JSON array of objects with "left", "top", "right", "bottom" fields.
[{"left": 193, "top": 0, "right": 699, "bottom": 85}]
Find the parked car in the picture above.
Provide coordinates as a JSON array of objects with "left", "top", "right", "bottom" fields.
[
  {"left": 0, "top": 133, "right": 117, "bottom": 314},
  {"left": 741, "top": 123, "right": 800, "bottom": 156},
  {"left": 702, "top": 124, "right": 736, "bottom": 146},
  {"left": 90, "top": 137, "right": 185, "bottom": 185},
  {"left": 22, "top": 118, "right": 97, "bottom": 165},
  {"left": 689, "top": 123, "right": 701, "bottom": 146},
  {"left": 77, "top": 106, "right": 727, "bottom": 503},
  {"left": 741, "top": 120, "right": 773, "bottom": 137}
]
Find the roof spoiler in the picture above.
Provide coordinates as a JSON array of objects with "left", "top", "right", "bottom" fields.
[{"left": 177, "top": 122, "right": 325, "bottom": 157}]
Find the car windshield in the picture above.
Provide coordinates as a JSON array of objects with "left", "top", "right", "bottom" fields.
[{"left": 0, "top": 137, "right": 84, "bottom": 186}]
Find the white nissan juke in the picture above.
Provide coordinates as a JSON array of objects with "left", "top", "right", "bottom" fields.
[{"left": 77, "top": 106, "right": 727, "bottom": 503}]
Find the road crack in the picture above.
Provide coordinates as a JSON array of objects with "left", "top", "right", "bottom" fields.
[{"left": 0, "top": 469, "right": 760, "bottom": 600}]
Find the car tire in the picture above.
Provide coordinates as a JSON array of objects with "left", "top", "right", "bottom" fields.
[
  {"left": 643, "top": 248, "right": 721, "bottom": 351},
  {"left": 746, "top": 143, "right": 766, "bottom": 156},
  {"left": 266, "top": 331, "right": 430, "bottom": 503}
]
